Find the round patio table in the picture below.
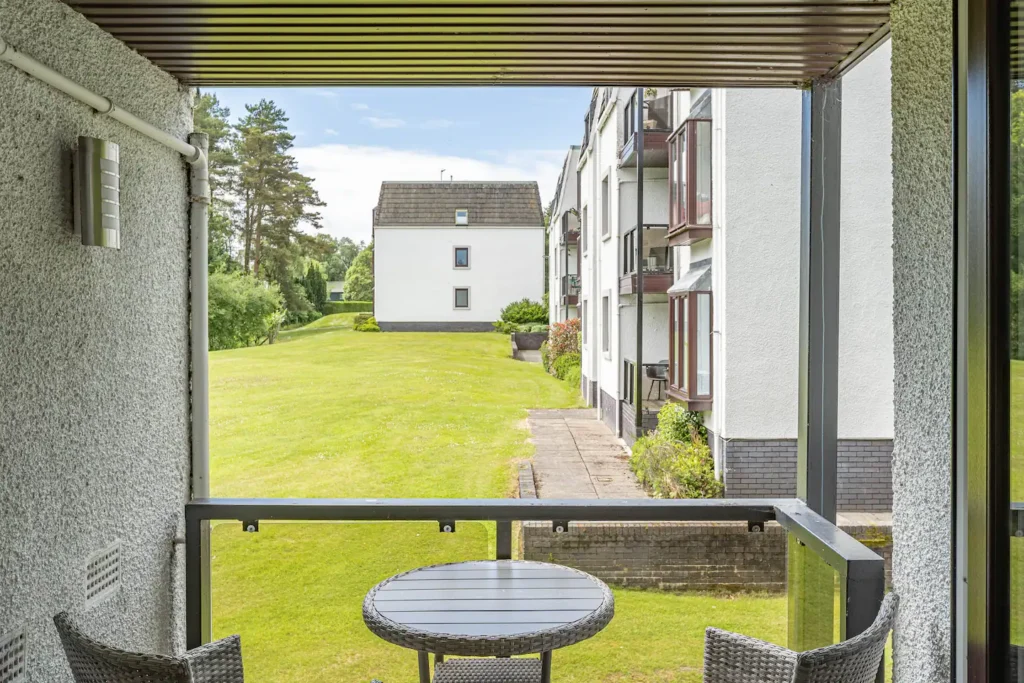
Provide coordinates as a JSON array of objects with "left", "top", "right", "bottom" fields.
[{"left": 363, "top": 560, "right": 614, "bottom": 683}]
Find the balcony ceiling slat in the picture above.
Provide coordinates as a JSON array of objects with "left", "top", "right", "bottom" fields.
[{"left": 64, "top": 0, "right": 890, "bottom": 86}]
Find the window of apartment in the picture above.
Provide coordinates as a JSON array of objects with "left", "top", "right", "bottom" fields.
[
  {"left": 454, "top": 287, "right": 470, "bottom": 309},
  {"left": 601, "top": 294, "right": 610, "bottom": 354},
  {"left": 668, "top": 119, "right": 713, "bottom": 234},
  {"left": 581, "top": 205, "right": 589, "bottom": 253},
  {"left": 668, "top": 290, "right": 712, "bottom": 408},
  {"left": 600, "top": 176, "right": 610, "bottom": 239},
  {"left": 455, "top": 209, "right": 469, "bottom": 225},
  {"left": 453, "top": 246, "right": 470, "bottom": 269}
]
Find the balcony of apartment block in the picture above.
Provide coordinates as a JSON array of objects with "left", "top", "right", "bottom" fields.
[
  {"left": 620, "top": 224, "right": 674, "bottom": 295},
  {"left": 560, "top": 212, "right": 579, "bottom": 245},
  {"left": 619, "top": 92, "right": 672, "bottom": 168},
  {"left": 561, "top": 273, "right": 580, "bottom": 306}
]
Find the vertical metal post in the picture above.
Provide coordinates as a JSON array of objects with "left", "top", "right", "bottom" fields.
[
  {"left": 418, "top": 651, "right": 431, "bottom": 683},
  {"left": 496, "top": 521, "right": 512, "bottom": 560},
  {"left": 844, "top": 559, "right": 886, "bottom": 683},
  {"left": 185, "top": 515, "right": 203, "bottom": 650},
  {"left": 635, "top": 87, "right": 645, "bottom": 438},
  {"left": 796, "top": 77, "right": 841, "bottom": 524},
  {"left": 955, "top": 0, "right": 1011, "bottom": 675}
]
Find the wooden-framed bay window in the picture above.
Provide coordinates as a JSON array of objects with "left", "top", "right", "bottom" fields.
[
  {"left": 668, "top": 290, "right": 712, "bottom": 409},
  {"left": 668, "top": 118, "right": 712, "bottom": 246}
]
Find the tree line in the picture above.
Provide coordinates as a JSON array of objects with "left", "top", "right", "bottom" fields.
[{"left": 194, "top": 93, "right": 373, "bottom": 349}]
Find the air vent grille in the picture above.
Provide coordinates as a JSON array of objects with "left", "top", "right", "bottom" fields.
[
  {"left": 86, "top": 541, "right": 122, "bottom": 607},
  {"left": 0, "top": 629, "right": 27, "bottom": 683}
]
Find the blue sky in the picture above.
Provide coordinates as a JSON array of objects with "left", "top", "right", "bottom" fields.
[{"left": 208, "top": 87, "right": 591, "bottom": 242}]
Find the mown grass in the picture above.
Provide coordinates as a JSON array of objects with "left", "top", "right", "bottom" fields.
[{"left": 209, "top": 314, "right": 797, "bottom": 682}]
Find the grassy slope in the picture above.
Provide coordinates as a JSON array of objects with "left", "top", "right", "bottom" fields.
[{"left": 210, "top": 315, "right": 787, "bottom": 682}]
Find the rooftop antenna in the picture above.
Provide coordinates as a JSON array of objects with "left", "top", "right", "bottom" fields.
[
  {"left": 440, "top": 168, "right": 445, "bottom": 180},
  {"left": 449, "top": 175, "right": 453, "bottom": 182}
]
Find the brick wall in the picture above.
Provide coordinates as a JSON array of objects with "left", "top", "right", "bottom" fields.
[
  {"left": 600, "top": 389, "right": 617, "bottom": 434},
  {"left": 522, "top": 521, "right": 788, "bottom": 591},
  {"left": 621, "top": 402, "right": 658, "bottom": 446},
  {"left": 721, "top": 437, "right": 893, "bottom": 511}
]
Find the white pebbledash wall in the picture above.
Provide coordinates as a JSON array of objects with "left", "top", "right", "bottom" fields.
[
  {"left": 0, "top": 0, "right": 193, "bottom": 680},
  {"left": 375, "top": 226, "right": 545, "bottom": 327}
]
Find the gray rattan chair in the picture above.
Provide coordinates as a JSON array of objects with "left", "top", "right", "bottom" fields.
[
  {"left": 54, "top": 612, "right": 244, "bottom": 683},
  {"left": 703, "top": 593, "right": 897, "bottom": 683}
]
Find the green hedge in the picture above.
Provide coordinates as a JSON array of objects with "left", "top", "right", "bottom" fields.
[{"left": 323, "top": 301, "right": 373, "bottom": 315}]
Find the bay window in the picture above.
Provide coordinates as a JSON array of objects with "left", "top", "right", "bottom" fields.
[
  {"left": 668, "top": 290, "right": 712, "bottom": 409},
  {"left": 668, "top": 118, "right": 713, "bottom": 245}
]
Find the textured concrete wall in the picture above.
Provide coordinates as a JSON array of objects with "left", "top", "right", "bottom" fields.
[
  {"left": 890, "top": 0, "right": 954, "bottom": 678},
  {"left": 721, "top": 438, "right": 893, "bottom": 511},
  {"left": 0, "top": 1, "right": 192, "bottom": 680}
]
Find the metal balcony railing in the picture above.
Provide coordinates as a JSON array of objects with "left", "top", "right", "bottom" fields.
[
  {"left": 184, "top": 496, "right": 886, "bottom": 669},
  {"left": 561, "top": 274, "right": 580, "bottom": 299}
]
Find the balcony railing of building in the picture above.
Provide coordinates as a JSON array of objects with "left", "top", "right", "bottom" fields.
[
  {"left": 622, "top": 358, "right": 668, "bottom": 429},
  {"left": 561, "top": 274, "right": 580, "bottom": 305},
  {"left": 184, "top": 497, "right": 886, "bottom": 681},
  {"left": 620, "top": 92, "right": 673, "bottom": 168},
  {"left": 561, "top": 212, "right": 579, "bottom": 245},
  {"left": 621, "top": 225, "right": 673, "bottom": 295}
]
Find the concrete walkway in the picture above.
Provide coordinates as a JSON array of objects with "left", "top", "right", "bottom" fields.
[{"left": 526, "top": 409, "right": 646, "bottom": 498}]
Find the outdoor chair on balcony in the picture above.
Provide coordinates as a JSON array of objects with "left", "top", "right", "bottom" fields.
[
  {"left": 53, "top": 613, "right": 244, "bottom": 683},
  {"left": 703, "top": 592, "right": 897, "bottom": 683}
]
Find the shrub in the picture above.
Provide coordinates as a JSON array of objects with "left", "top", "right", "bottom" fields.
[
  {"left": 552, "top": 352, "right": 581, "bottom": 381},
  {"left": 655, "top": 402, "right": 708, "bottom": 445},
  {"left": 355, "top": 315, "right": 381, "bottom": 332},
  {"left": 323, "top": 300, "right": 373, "bottom": 315},
  {"left": 564, "top": 365, "right": 582, "bottom": 390},
  {"left": 630, "top": 430, "right": 722, "bottom": 499},
  {"left": 494, "top": 321, "right": 549, "bottom": 335},
  {"left": 284, "top": 309, "right": 322, "bottom": 327},
  {"left": 519, "top": 323, "right": 549, "bottom": 333},
  {"left": 499, "top": 298, "right": 548, "bottom": 325},
  {"left": 546, "top": 318, "right": 581, "bottom": 371},
  {"left": 540, "top": 341, "right": 550, "bottom": 372},
  {"left": 208, "top": 271, "right": 285, "bottom": 350},
  {"left": 493, "top": 320, "right": 517, "bottom": 335}
]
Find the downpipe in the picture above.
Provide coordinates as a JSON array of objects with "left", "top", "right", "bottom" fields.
[{"left": 1, "top": 33, "right": 211, "bottom": 647}]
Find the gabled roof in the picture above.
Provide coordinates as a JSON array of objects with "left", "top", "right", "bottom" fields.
[
  {"left": 375, "top": 181, "right": 544, "bottom": 227},
  {"left": 64, "top": 1, "right": 890, "bottom": 87}
]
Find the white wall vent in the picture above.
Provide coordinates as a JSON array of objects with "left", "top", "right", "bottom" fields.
[
  {"left": 0, "top": 629, "right": 27, "bottom": 683},
  {"left": 455, "top": 209, "right": 469, "bottom": 225},
  {"left": 85, "top": 541, "right": 122, "bottom": 607}
]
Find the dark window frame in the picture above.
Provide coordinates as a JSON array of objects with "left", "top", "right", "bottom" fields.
[
  {"left": 668, "top": 118, "right": 713, "bottom": 244},
  {"left": 454, "top": 287, "right": 470, "bottom": 309},
  {"left": 453, "top": 246, "right": 470, "bottom": 269},
  {"left": 668, "top": 290, "right": 713, "bottom": 409},
  {"left": 601, "top": 175, "right": 610, "bottom": 239}
]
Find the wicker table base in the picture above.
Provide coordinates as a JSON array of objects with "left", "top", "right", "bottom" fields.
[{"left": 433, "top": 657, "right": 544, "bottom": 683}]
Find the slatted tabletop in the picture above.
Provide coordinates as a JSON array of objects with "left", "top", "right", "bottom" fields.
[{"left": 363, "top": 560, "right": 615, "bottom": 657}]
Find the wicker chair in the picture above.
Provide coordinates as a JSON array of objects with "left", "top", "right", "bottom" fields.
[
  {"left": 53, "top": 613, "right": 244, "bottom": 683},
  {"left": 703, "top": 593, "right": 897, "bottom": 683}
]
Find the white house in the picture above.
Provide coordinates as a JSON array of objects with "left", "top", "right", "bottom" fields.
[
  {"left": 373, "top": 181, "right": 546, "bottom": 331},
  {"left": 577, "top": 43, "right": 894, "bottom": 510},
  {"left": 547, "top": 146, "right": 581, "bottom": 323}
]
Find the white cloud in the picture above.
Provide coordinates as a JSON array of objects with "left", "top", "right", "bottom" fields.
[
  {"left": 363, "top": 116, "right": 407, "bottom": 129},
  {"left": 311, "top": 90, "right": 340, "bottom": 99},
  {"left": 351, "top": 102, "right": 370, "bottom": 111},
  {"left": 420, "top": 119, "right": 456, "bottom": 129},
  {"left": 292, "top": 144, "right": 565, "bottom": 242},
  {"left": 324, "top": 128, "right": 339, "bottom": 136}
]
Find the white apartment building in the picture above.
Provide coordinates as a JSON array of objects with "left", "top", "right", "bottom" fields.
[
  {"left": 547, "top": 146, "right": 581, "bottom": 323},
  {"left": 374, "top": 181, "right": 546, "bottom": 331},
  {"left": 577, "top": 43, "right": 894, "bottom": 510}
]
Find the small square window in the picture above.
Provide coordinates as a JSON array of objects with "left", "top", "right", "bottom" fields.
[
  {"left": 455, "top": 209, "right": 469, "bottom": 225},
  {"left": 454, "top": 287, "right": 470, "bottom": 309},
  {"left": 454, "top": 246, "right": 470, "bottom": 268}
]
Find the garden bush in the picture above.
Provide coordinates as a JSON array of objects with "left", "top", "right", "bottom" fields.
[
  {"left": 546, "top": 318, "right": 581, "bottom": 371},
  {"left": 564, "top": 365, "right": 582, "bottom": 390},
  {"left": 518, "top": 323, "right": 549, "bottom": 333},
  {"left": 552, "top": 352, "right": 581, "bottom": 381},
  {"left": 353, "top": 312, "right": 373, "bottom": 327},
  {"left": 284, "top": 309, "right": 322, "bottom": 327},
  {"left": 656, "top": 402, "right": 708, "bottom": 444},
  {"left": 208, "top": 271, "right": 285, "bottom": 350},
  {"left": 323, "top": 300, "right": 372, "bottom": 315},
  {"left": 540, "top": 341, "right": 550, "bottom": 372},
  {"left": 354, "top": 315, "right": 381, "bottom": 332},
  {"left": 629, "top": 403, "right": 721, "bottom": 499},
  {"left": 498, "top": 298, "right": 548, "bottom": 325},
  {"left": 494, "top": 321, "right": 549, "bottom": 335}
]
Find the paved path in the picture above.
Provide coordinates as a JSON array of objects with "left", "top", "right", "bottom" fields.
[{"left": 526, "top": 409, "right": 647, "bottom": 499}]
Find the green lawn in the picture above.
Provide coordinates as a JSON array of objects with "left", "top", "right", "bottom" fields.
[{"left": 209, "top": 314, "right": 789, "bottom": 682}]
